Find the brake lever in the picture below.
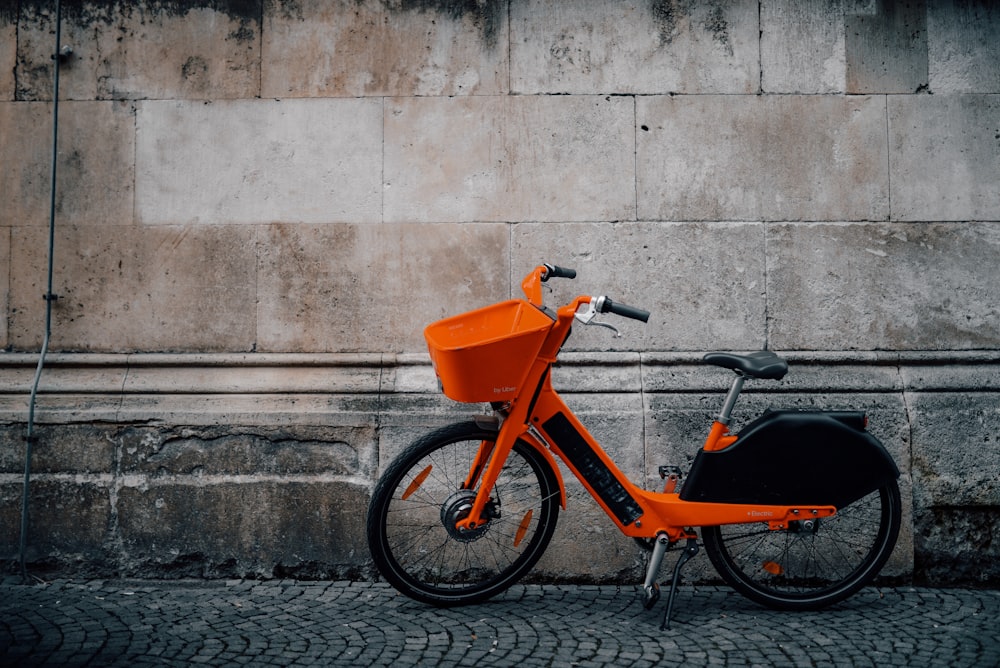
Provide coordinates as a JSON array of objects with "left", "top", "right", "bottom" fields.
[
  {"left": 574, "top": 298, "right": 622, "bottom": 338},
  {"left": 590, "top": 321, "right": 622, "bottom": 337}
]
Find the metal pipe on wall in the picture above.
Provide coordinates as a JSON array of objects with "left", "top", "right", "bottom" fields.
[{"left": 19, "top": 0, "right": 66, "bottom": 582}]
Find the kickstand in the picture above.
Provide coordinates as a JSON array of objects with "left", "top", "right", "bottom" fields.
[{"left": 661, "top": 537, "right": 699, "bottom": 630}]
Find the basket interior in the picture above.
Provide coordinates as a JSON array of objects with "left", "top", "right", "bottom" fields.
[{"left": 426, "top": 300, "right": 551, "bottom": 352}]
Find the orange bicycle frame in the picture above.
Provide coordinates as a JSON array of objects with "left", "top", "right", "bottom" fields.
[{"left": 451, "top": 273, "right": 836, "bottom": 541}]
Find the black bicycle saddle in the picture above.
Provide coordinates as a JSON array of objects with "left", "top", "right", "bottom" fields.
[{"left": 703, "top": 351, "right": 788, "bottom": 380}]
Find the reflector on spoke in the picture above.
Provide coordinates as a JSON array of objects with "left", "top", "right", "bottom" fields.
[
  {"left": 762, "top": 561, "right": 783, "bottom": 576},
  {"left": 514, "top": 509, "right": 533, "bottom": 547},
  {"left": 402, "top": 465, "right": 432, "bottom": 500}
]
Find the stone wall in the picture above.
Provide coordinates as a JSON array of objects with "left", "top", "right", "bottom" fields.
[{"left": 1, "top": 0, "right": 999, "bottom": 585}]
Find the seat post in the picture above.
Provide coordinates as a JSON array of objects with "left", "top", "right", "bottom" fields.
[{"left": 717, "top": 372, "right": 746, "bottom": 425}]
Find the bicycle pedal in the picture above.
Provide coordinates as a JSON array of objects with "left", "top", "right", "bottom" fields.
[{"left": 641, "top": 583, "right": 660, "bottom": 610}]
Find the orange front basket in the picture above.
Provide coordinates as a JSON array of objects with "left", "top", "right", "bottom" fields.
[{"left": 424, "top": 300, "right": 554, "bottom": 403}]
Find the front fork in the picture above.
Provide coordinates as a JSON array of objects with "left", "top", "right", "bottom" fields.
[
  {"left": 461, "top": 437, "right": 495, "bottom": 492},
  {"left": 454, "top": 412, "right": 523, "bottom": 533}
]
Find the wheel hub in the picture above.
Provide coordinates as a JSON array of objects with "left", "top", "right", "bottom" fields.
[
  {"left": 441, "top": 489, "right": 495, "bottom": 542},
  {"left": 788, "top": 518, "right": 821, "bottom": 534}
]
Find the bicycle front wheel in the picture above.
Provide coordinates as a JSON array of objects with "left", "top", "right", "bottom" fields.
[
  {"left": 366, "top": 421, "right": 560, "bottom": 606},
  {"left": 702, "top": 481, "right": 901, "bottom": 610}
]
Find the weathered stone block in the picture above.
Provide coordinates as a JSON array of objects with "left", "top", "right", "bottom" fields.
[
  {"left": 16, "top": 1, "right": 260, "bottom": 101},
  {"left": 914, "top": 506, "right": 1000, "bottom": 586},
  {"left": 512, "top": 222, "right": 766, "bottom": 351},
  {"left": 907, "top": 392, "right": 1000, "bottom": 508},
  {"left": 118, "top": 424, "right": 375, "bottom": 479},
  {"left": 383, "top": 95, "right": 635, "bottom": 223},
  {"left": 510, "top": 0, "right": 759, "bottom": 94},
  {"left": 135, "top": 98, "right": 382, "bottom": 225},
  {"left": 761, "top": 0, "right": 845, "bottom": 93},
  {"left": 889, "top": 95, "right": 1000, "bottom": 221},
  {"left": 262, "top": 0, "right": 507, "bottom": 97},
  {"left": 928, "top": 1, "right": 1000, "bottom": 93},
  {"left": 10, "top": 224, "right": 257, "bottom": 352},
  {"left": 117, "top": 481, "right": 369, "bottom": 578},
  {"left": 256, "top": 223, "right": 509, "bottom": 353},
  {"left": 845, "top": 0, "right": 928, "bottom": 94},
  {"left": 0, "top": 424, "right": 114, "bottom": 475},
  {"left": 0, "top": 101, "right": 135, "bottom": 227},
  {"left": 767, "top": 223, "right": 1000, "bottom": 350},
  {"left": 637, "top": 95, "right": 889, "bottom": 221},
  {"left": 0, "top": 480, "right": 110, "bottom": 567}
]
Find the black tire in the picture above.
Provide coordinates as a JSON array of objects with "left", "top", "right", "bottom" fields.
[
  {"left": 366, "top": 421, "right": 560, "bottom": 606},
  {"left": 702, "top": 481, "right": 901, "bottom": 610}
]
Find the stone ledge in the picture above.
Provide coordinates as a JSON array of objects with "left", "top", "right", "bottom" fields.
[
  {"left": 2, "top": 351, "right": 998, "bottom": 397},
  {"left": 1, "top": 351, "right": 997, "bottom": 425}
]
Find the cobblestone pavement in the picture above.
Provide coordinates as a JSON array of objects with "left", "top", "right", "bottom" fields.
[{"left": 2, "top": 578, "right": 998, "bottom": 667}]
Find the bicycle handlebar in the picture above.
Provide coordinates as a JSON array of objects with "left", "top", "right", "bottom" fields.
[
  {"left": 542, "top": 264, "right": 577, "bottom": 280},
  {"left": 599, "top": 297, "right": 650, "bottom": 323},
  {"left": 526, "top": 264, "right": 650, "bottom": 325}
]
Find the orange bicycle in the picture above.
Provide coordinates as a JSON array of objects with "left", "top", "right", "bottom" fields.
[{"left": 367, "top": 264, "right": 901, "bottom": 627}]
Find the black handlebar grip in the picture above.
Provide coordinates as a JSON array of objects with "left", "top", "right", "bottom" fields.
[
  {"left": 601, "top": 297, "right": 650, "bottom": 323},
  {"left": 543, "top": 264, "right": 577, "bottom": 280}
]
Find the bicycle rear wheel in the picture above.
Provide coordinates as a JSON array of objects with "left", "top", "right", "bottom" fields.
[
  {"left": 367, "top": 421, "right": 560, "bottom": 606},
  {"left": 702, "top": 481, "right": 901, "bottom": 610}
]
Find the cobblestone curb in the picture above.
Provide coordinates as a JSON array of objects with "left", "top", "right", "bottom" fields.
[{"left": 2, "top": 579, "right": 998, "bottom": 666}]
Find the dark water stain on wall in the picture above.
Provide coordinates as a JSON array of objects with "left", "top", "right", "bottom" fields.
[
  {"left": 397, "top": 0, "right": 504, "bottom": 48},
  {"left": 648, "top": 0, "right": 732, "bottom": 53},
  {"left": 0, "top": 3, "right": 17, "bottom": 23},
  {"left": 650, "top": 0, "right": 684, "bottom": 45},
  {"left": 18, "top": 0, "right": 262, "bottom": 23},
  {"left": 702, "top": 5, "right": 732, "bottom": 55},
  {"left": 18, "top": 0, "right": 502, "bottom": 47}
]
